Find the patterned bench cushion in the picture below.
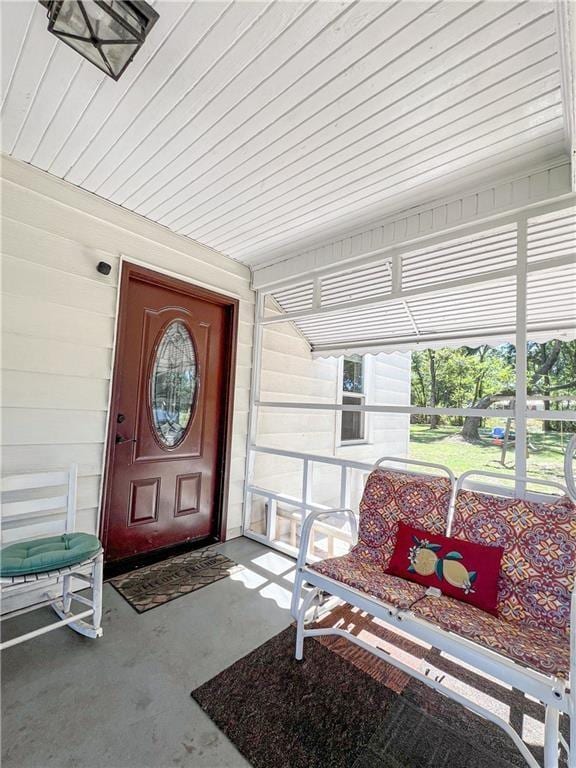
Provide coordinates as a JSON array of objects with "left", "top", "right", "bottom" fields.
[
  {"left": 310, "top": 552, "right": 427, "bottom": 609},
  {"left": 411, "top": 594, "right": 570, "bottom": 679},
  {"left": 351, "top": 468, "right": 452, "bottom": 569},
  {"left": 451, "top": 490, "right": 576, "bottom": 636}
]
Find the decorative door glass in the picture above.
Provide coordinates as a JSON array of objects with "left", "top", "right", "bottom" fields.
[{"left": 151, "top": 320, "right": 197, "bottom": 447}]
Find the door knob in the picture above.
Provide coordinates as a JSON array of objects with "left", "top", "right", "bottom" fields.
[{"left": 115, "top": 435, "right": 136, "bottom": 444}]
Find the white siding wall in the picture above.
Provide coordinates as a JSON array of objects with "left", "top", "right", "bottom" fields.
[
  {"left": 253, "top": 309, "right": 410, "bottom": 511},
  {"left": 255, "top": 317, "right": 339, "bottom": 502},
  {"left": 1, "top": 156, "right": 254, "bottom": 609}
]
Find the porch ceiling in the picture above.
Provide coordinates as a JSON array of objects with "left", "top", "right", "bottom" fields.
[
  {"left": 267, "top": 206, "right": 576, "bottom": 355},
  {"left": 1, "top": 1, "right": 572, "bottom": 266}
]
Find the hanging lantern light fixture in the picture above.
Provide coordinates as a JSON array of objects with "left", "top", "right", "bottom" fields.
[{"left": 39, "top": 1, "right": 159, "bottom": 81}]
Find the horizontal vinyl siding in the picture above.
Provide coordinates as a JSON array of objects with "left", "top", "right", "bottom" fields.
[
  {"left": 3, "top": 370, "right": 110, "bottom": 411},
  {"left": 2, "top": 293, "right": 116, "bottom": 347},
  {"left": 1, "top": 444, "right": 105, "bottom": 479},
  {"left": 1, "top": 157, "right": 253, "bottom": 610},
  {"left": 253, "top": 303, "right": 411, "bottom": 508},
  {"left": 254, "top": 305, "right": 338, "bottom": 499}
]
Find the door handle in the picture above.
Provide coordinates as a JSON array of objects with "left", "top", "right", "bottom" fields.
[{"left": 115, "top": 435, "right": 137, "bottom": 445}]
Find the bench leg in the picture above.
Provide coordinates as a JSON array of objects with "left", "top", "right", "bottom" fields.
[
  {"left": 569, "top": 707, "right": 575, "bottom": 768},
  {"left": 295, "top": 588, "right": 320, "bottom": 661},
  {"left": 290, "top": 569, "right": 303, "bottom": 621},
  {"left": 544, "top": 705, "right": 560, "bottom": 768}
]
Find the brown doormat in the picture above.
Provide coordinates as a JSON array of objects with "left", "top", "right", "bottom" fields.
[
  {"left": 109, "top": 548, "right": 240, "bottom": 612},
  {"left": 192, "top": 619, "right": 568, "bottom": 768}
]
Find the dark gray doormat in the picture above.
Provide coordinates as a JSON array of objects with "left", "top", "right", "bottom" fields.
[
  {"left": 109, "top": 548, "right": 240, "bottom": 613},
  {"left": 192, "top": 625, "right": 566, "bottom": 768}
]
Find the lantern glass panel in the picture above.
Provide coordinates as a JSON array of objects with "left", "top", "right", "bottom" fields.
[
  {"left": 52, "top": 1, "right": 140, "bottom": 42},
  {"left": 102, "top": 1, "right": 145, "bottom": 35},
  {"left": 56, "top": 35, "right": 110, "bottom": 73},
  {"left": 86, "top": 2, "right": 138, "bottom": 42},
  {"left": 51, "top": 1, "right": 91, "bottom": 37},
  {"left": 102, "top": 42, "right": 139, "bottom": 77}
]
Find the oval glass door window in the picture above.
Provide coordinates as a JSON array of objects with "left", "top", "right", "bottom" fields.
[{"left": 150, "top": 320, "right": 197, "bottom": 448}]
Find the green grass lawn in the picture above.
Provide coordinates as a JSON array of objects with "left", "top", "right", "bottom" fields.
[{"left": 409, "top": 423, "right": 571, "bottom": 483}]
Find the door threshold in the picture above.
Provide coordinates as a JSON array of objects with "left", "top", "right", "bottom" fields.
[{"left": 103, "top": 536, "right": 219, "bottom": 581}]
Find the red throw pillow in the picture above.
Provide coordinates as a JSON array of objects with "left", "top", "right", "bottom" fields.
[{"left": 386, "top": 522, "right": 504, "bottom": 616}]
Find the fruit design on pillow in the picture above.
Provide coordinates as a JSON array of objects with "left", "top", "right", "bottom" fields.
[{"left": 408, "top": 535, "right": 478, "bottom": 595}]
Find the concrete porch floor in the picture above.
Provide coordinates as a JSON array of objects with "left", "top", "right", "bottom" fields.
[{"left": 1, "top": 538, "right": 294, "bottom": 768}]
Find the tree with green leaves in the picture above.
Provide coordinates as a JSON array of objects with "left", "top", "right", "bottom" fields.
[
  {"left": 410, "top": 340, "right": 576, "bottom": 441},
  {"left": 460, "top": 340, "right": 576, "bottom": 441}
]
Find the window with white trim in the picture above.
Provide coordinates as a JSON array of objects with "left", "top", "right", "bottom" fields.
[{"left": 341, "top": 355, "right": 366, "bottom": 443}]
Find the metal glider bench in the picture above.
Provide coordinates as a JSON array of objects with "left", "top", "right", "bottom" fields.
[{"left": 291, "top": 457, "right": 575, "bottom": 768}]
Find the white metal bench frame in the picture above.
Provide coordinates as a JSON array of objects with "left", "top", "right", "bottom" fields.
[
  {"left": 292, "top": 459, "right": 575, "bottom": 768},
  {"left": 1, "top": 465, "right": 103, "bottom": 650}
]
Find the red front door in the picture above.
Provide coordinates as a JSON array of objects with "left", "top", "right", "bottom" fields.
[{"left": 102, "top": 263, "right": 237, "bottom": 563}]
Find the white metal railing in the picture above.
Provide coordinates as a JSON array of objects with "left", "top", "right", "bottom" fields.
[
  {"left": 255, "top": 401, "right": 576, "bottom": 422},
  {"left": 244, "top": 445, "right": 576, "bottom": 557},
  {"left": 243, "top": 447, "right": 458, "bottom": 556},
  {"left": 244, "top": 446, "right": 375, "bottom": 555}
]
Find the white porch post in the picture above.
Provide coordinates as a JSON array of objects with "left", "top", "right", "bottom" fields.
[
  {"left": 515, "top": 217, "right": 528, "bottom": 494},
  {"left": 242, "top": 291, "right": 265, "bottom": 535}
]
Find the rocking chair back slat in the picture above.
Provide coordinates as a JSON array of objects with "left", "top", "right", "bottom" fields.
[
  {"left": 3, "top": 495, "right": 69, "bottom": 519},
  {"left": 1, "top": 465, "right": 77, "bottom": 540},
  {"left": 456, "top": 469, "right": 569, "bottom": 500}
]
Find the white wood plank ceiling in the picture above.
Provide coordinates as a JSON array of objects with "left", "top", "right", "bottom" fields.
[{"left": 1, "top": 0, "right": 571, "bottom": 266}]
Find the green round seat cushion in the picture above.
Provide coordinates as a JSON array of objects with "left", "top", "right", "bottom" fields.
[{"left": 0, "top": 533, "right": 102, "bottom": 577}]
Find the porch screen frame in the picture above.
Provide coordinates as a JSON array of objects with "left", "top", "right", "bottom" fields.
[{"left": 242, "top": 199, "right": 576, "bottom": 551}]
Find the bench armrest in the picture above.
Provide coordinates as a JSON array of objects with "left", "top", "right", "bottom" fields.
[
  {"left": 290, "top": 508, "right": 357, "bottom": 620},
  {"left": 295, "top": 508, "right": 358, "bottom": 575}
]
